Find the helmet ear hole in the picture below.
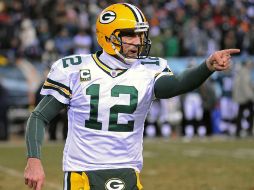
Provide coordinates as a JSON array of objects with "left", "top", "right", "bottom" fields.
[
  {"left": 110, "top": 35, "right": 116, "bottom": 42},
  {"left": 110, "top": 34, "right": 121, "bottom": 45},
  {"left": 105, "top": 36, "right": 110, "bottom": 42}
]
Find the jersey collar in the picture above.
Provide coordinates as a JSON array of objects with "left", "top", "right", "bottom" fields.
[{"left": 92, "top": 51, "right": 130, "bottom": 78}]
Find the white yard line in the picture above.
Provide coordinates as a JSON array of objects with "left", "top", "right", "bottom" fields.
[{"left": 0, "top": 165, "right": 62, "bottom": 190}]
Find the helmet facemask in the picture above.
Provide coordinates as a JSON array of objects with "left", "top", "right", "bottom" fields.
[{"left": 108, "top": 27, "right": 151, "bottom": 63}]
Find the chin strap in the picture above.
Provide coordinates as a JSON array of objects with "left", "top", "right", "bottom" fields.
[{"left": 111, "top": 42, "right": 137, "bottom": 64}]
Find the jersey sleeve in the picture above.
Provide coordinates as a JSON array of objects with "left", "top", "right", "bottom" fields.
[
  {"left": 154, "top": 61, "right": 213, "bottom": 99},
  {"left": 154, "top": 58, "right": 174, "bottom": 81},
  {"left": 141, "top": 57, "right": 174, "bottom": 99},
  {"left": 40, "top": 59, "right": 71, "bottom": 104}
]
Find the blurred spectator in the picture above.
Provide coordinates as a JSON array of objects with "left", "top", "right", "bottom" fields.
[
  {"left": 180, "top": 60, "right": 204, "bottom": 138},
  {"left": 37, "top": 19, "right": 51, "bottom": 50},
  {"left": 233, "top": 60, "right": 254, "bottom": 137},
  {"left": 64, "top": 4, "right": 79, "bottom": 36},
  {"left": 73, "top": 28, "right": 92, "bottom": 55},
  {"left": 15, "top": 53, "right": 42, "bottom": 109},
  {"left": 223, "top": 30, "right": 237, "bottom": 49},
  {"left": 77, "top": 3, "right": 90, "bottom": 30},
  {"left": 203, "top": 19, "right": 221, "bottom": 55},
  {"left": 145, "top": 99, "right": 171, "bottom": 138},
  {"left": 54, "top": 27, "right": 73, "bottom": 56},
  {"left": 163, "top": 29, "right": 180, "bottom": 57},
  {"left": 0, "top": 80, "right": 9, "bottom": 140},
  {"left": 19, "top": 18, "right": 41, "bottom": 59},
  {"left": 42, "top": 39, "right": 60, "bottom": 66},
  {"left": 53, "top": 0, "right": 68, "bottom": 32},
  {"left": 183, "top": 17, "right": 208, "bottom": 56},
  {"left": 216, "top": 69, "right": 238, "bottom": 135},
  {"left": 7, "top": 36, "right": 20, "bottom": 62},
  {"left": 181, "top": 90, "right": 204, "bottom": 138},
  {"left": 145, "top": 99, "right": 161, "bottom": 137},
  {"left": 200, "top": 78, "right": 217, "bottom": 136},
  {"left": 245, "top": 25, "right": 254, "bottom": 55},
  {"left": 0, "top": 1, "right": 13, "bottom": 51},
  {"left": 149, "top": 34, "right": 164, "bottom": 58}
]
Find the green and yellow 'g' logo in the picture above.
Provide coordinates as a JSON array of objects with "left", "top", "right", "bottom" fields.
[{"left": 105, "top": 178, "right": 125, "bottom": 190}]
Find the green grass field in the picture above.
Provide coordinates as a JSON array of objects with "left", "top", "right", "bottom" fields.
[{"left": 0, "top": 137, "right": 254, "bottom": 190}]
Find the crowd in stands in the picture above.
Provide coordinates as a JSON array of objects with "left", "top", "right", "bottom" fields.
[
  {"left": 1, "top": 0, "right": 254, "bottom": 62},
  {"left": 0, "top": 0, "right": 254, "bottom": 140}
]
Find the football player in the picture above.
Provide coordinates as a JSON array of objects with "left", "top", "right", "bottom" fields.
[{"left": 24, "top": 3, "right": 240, "bottom": 190}]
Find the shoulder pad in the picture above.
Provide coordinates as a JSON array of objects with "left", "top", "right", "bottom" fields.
[
  {"left": 141, "top": 56, "right": 168, "bottom": 67},
  {"left": 51, "top": 54, "right": 91, "bottom": 73},
  {"left": 140, "top": 56, "right": 171, "bottom": 72}
]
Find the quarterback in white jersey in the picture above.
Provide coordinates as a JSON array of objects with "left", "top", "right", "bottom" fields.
[
  {"left": 42, "top": 51, "right": 172, "bottom": 172},
  {"left": 24, "top": 3, "right": 240, "bottom": 190}
]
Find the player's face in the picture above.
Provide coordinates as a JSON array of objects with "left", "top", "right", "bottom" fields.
[{"left": 121, "top": 32, "right": 144, "bottom": 59}]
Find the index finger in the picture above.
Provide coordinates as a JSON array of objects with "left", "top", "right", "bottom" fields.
[{"left": 222, "top": 49, "right": 240, "bottom": 55}]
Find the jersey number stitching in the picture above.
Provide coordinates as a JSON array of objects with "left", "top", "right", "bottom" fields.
[
  {"left": 141, "top": 57, "right": 159, "bottom": 65},
  {"left": 62, "top": 56, "right": 82, "bottom": 68},
  {"left": 85, "top": 84, "right": 138, "bottom": 132}
]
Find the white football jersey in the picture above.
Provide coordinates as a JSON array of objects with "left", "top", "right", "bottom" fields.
[{"left": 41, "top": 51, "right": 173, "bottom": 172}]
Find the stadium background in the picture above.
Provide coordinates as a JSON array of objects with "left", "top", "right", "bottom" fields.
[
  {"left": 0, "top": 0, "right": 254, "bottom": 189},
  {"left": 0, "top": 0, "right": 253, "bottom": 137}
]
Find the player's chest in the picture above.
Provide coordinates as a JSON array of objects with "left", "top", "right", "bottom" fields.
[{"left": 70, "top": 67, "right": 154, "bottom": 105}]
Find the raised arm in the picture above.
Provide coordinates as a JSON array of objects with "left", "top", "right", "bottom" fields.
[{"left": 154, "top": 49, "right": 240, "bottom": 99}]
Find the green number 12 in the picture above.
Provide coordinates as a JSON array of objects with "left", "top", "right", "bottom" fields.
[{"left": 85, "top": 84, "right": 138, "bottom": 132}]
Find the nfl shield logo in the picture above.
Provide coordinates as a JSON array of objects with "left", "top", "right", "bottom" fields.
[{"left": 110, "top": 70, "right": 117, "bottom": 77}]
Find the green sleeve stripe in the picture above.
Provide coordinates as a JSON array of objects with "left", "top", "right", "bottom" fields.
[
  {"left": 26, "top": 123, "right": 32, "bottom": 157},
  {"left": 43, "top": 85, "right": 71, "bottom": 99},
  {"left": 46, "top": 78, "right": 71, "bottom": 93},
  {"left": 35, "top": 120, "right": 39, "bottom": 157},
  {"left": 43, "top": 78, "right": 71, "bottom": 98}
]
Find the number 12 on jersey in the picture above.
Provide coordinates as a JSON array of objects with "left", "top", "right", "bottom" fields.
[{"left": 85, "top": 84, "right": 138, "bottom": 132}]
